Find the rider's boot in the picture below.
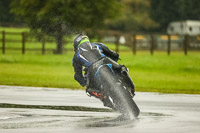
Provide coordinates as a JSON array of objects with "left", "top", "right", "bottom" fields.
[
  {"left": 86, "top": 87, "right": 101, "bottom": 97},
  {"left": 86, "top": 87, "right": 116, "bottom": 110}
]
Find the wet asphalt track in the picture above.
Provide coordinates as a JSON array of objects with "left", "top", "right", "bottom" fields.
[{"left": 0, "top": 85, "right": 200, "bottom": 133}]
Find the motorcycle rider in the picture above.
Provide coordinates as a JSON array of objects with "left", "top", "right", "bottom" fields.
[{"left": 72, "top": 33, "right": 134, "bottom": 109}]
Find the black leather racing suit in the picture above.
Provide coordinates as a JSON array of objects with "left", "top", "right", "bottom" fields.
[{"left": 72, "top": 42, "right": 119, "bottom": 87}]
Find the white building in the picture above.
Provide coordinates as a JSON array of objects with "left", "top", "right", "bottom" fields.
[{"left": 167, "top": 20, "right": 200, "bottom": 35}]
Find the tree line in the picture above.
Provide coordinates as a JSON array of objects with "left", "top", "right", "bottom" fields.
[{"left": 0, "top": 0, "right": 200, "bottom": 54}]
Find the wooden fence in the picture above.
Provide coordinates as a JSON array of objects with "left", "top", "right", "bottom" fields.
[
  {"left": 1, "top": 30, "right": 199, "bottom": 55},
  {"left": 0, "top": 31, "right": 70, "bottom": 54}
]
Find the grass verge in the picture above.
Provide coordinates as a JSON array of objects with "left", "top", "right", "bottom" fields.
[{"left": 0, "top": 51, "right": 200, "bottom": 94}]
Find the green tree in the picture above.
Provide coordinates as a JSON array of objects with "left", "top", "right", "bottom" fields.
[
  {"left": 108, "top": 0, "right": 158, "bottom": 32},
  {"left": 0, "top": 0, "right": 18, "bottom": 24},
  {"left": 150, "top": 0, "right": 200, "bottom": 32},
  {"left": 10, "top": 0, "right": 120, "bottom": 54},
  {"left": 179, "top": 0, "right": 200, "bottom": 20}
]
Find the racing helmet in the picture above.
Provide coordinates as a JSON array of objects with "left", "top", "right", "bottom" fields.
[{"left": 73, "top": 33, "right": 89, "bottom": 51}]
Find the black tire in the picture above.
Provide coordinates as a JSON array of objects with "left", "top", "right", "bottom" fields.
[
  {"left": 109, "top": 82, "right": 140, "bottom": 118},
  {"left": 99, "top": 66, "right": 140, "bottom": 118}
]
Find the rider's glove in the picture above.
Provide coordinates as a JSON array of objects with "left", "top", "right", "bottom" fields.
[{"left": 113, "top": 53, "right": 119, "bottom": 62}]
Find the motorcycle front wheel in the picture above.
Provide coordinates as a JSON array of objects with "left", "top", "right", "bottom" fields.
[{"left": 99, "top": 66, "right": 140, "bottom": 118}]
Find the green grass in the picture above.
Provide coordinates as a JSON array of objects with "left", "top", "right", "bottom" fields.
[
  {"left": 0, "top": 27, "right": 200, "bottom": 94},
  {"left": 119, "top": 52, "right": 200, "bottom": 94},
  {"left": 0, "top": 51, "right": 200, "bottom": 94}
]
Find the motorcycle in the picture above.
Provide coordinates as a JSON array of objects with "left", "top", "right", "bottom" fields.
[{"left": 86, "top": 57, "right": 140, "bottom": 118}]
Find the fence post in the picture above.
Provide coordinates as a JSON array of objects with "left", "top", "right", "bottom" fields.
[
  {"left": 42, "top": 35, "right": 46, "bottom": 55},
  {"left": 183, "top": 35, "right": 188, "bottom": 56},
  {"left": 167, "top": 35, "right": 171, "bottom": 55},
  {"left": 115, "top": 34, "right": 120, "bottom": 53},
  {"left": 22, "top": 32, "right": 26, "bottom": 54},
  {"left": 132, "top": 34, "right": 136, "bottom": 55},
  {"left": 2, "top": 31, "right": 5, "bottom": 54},
  {"left": 150, "top": 34, "right": 154, "bottom": 55}
]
